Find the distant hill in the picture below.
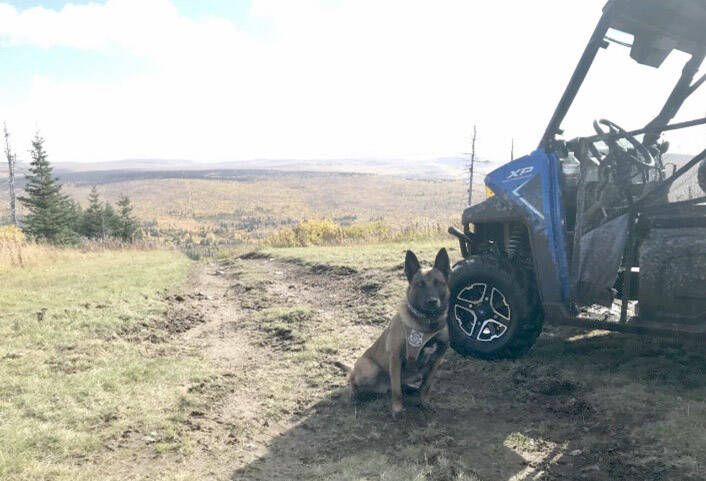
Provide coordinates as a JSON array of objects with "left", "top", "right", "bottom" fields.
[
  {"left": 44, "top": 168, "right": 369, "bottom": 186},
  {"left": 3, "top": 152, "right": 695, "bottom": 187},
  {"left": 44, "top": 156, "right": 497, "bottom": 180},
  {"left": 0, "top": 155, "right": 501, "bottom": 186}
]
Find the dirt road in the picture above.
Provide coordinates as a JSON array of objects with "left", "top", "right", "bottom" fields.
[{"left": 161, "top": 253, "right": 705, "bottom": 481}]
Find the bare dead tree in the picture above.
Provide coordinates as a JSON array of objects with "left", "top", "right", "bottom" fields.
[
  {"left": 510, "top": 138, "right": 515, "bottom": 161},
  {"left": 3, "top": 123, "right": 17, "bottom": 226},
  {"left": 467, "top": 125, "right": 477, "bottom": 206}
]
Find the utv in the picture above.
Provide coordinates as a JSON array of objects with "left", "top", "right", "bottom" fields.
[{"left": 447, "top": 0, "right": 706, "bottom": 359}]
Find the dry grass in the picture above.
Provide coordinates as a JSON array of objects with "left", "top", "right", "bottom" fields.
[
  {"left": 264, "top": 219, "right": 449, "bottom": 247},
  {"left": 0, "top": 249, "right": 199, "bottom": 480},
  {"left": 0, "top": 241, "right": 81, "bottom": 269},
  {"left": 0, "top": 226, "right": 80, "bottom": 269},
  {"left": 0, "top": 226, "right": 165, "bottom": 270},
  {"left": 59, "top": 174, "right": 473, "bottom": 244}
]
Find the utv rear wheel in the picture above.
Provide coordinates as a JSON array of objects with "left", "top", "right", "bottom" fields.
[{"left": 447, "top": 255, "right": 543, "bottom": 360}]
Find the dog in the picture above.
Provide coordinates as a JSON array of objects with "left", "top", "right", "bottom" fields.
[{"left": 349, "top": 248, "right": 450, "bottom": 416}]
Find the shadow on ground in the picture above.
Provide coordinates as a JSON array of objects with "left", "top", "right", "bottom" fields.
[{"left": 230, "top": 325, "right": 706, "bottom": 481}]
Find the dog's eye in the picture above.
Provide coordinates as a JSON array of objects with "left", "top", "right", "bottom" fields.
[{"left": 415, "top": 280, "right": 424, "bottom": 287}]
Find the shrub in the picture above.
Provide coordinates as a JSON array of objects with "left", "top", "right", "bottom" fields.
[
  {"left": 293, "top": 220, "right": 344, "bottom": 246},
  {"left": 0, "top": 225, "right": 25, "bottom": 243},
  {"left": 264, "top": 219, "right": 446, "bottom": 247},
  {"left": 265, "top": 228, "right": 298, "bottom": 247}
]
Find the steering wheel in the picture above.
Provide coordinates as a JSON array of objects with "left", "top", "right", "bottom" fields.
[{"left": 593, "top": 119, "right": 655, "bottom": 170}]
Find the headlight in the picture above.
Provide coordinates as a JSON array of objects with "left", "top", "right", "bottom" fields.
[{"left": 485, "top": 186, "right": 495, "bottom": 198}]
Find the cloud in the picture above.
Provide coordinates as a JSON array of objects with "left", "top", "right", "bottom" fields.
[
  {"left": 0, "top": 0, "right": 250, "bottom": 59},
  {"left": 1, "top": 0, "right": 704, "bottom": 164}
]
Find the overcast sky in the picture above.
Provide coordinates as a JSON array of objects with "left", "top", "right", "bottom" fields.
[{"left": 1, "top": 0, "right": 705, "bottom": 164}]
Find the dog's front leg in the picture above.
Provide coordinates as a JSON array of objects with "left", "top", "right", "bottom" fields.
[
  {"left": 389, "top": 350, "right": 403, "bottom": 416},
  {"left": 419, "top": 359, "right": 442, "bottom": 406},
  {"left": 419, "top": 345, "right": 447, "bottom": 405}
]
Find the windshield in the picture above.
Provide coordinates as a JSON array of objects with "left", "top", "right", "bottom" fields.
[{"left": 560, "top": 28, "right": 706, "bottom": 156}]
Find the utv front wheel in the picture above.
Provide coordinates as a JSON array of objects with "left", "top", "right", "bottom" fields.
[{"left": 447, "top": 255, "right": 542, "bottom": 360}]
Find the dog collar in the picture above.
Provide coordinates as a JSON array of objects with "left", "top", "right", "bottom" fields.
[{"left": 407, "top": 302, "right": 446, "bottom": 326}]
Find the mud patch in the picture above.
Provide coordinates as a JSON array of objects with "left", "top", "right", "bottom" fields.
[
  {"left": 165, "top": 307, "right": 206, "bottom": 334},
  {"left": 309, "top": 263, "right": 357, "bottom": 276},
  {"left": 258, "top": 326, "right": 305, "bottom": 351},
  {"left": 239, "top": 251, "right": 272, "bottom": 261},
  {"left": 355, "top": 270, "right": 390, "bottom": 296},
  {"left": 116, "top": 319, "right": 164, "bottom": 343}
]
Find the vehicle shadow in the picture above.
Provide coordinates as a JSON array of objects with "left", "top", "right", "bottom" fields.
[{"left": 230, "top": 325, "right": 706, "bottom": 481}]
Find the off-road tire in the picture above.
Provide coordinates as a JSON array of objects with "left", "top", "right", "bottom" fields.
[
  {"left": 447, "top": 255, "right": 543, "bottom": 360},
  {"left": 698, "top": 158, "right": 706, "bottom": 195}
]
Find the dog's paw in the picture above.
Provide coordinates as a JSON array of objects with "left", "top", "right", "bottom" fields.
[{"left": 391, "top": 401, "right": 404, "bottom": 418}]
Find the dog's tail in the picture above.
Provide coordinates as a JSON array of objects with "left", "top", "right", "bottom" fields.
[{"left": 332, "top": 361, "right": 351, "bottom": 374}]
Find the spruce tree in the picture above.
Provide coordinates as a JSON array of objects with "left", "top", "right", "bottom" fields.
[
  {"left": 81, "top": 185, "right": 104, "bottom": 239},
  {"left": 102, "top": 202, "right": 119, "bottom": 239},
  {"left": 18, "top": 133, "right": 77, "bottom": 243},
  {"left": 66, "top": 198, "right": 82, "bottom": 235},
  {"left": 116, "top": 194, "right": 139, "bottom": 241}
]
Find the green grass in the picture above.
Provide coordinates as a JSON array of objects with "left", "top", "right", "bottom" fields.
[
  {"left": 258, "top": 239, "right": 459, "bottom": 271},
  {"left": 0, "top": 249, "right": 207, "bottom": 481}
]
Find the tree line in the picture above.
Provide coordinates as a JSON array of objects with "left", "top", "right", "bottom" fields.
[{"left": 6, "top": 131, "right": 139, "bottom": 244}]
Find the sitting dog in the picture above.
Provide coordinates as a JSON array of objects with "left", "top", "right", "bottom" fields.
[{"left": 349, "top": 248, "right": 450, "bottom": 415}]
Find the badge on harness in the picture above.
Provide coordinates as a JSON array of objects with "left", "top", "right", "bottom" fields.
[{"left": 408, "top": 329, "right": 424, "bottom": 347}]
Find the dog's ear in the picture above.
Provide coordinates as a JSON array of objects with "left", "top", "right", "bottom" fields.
[
  {"left": 434, "top": 248, "right": 450, "bottom": 280},
  {"left": 404, "top": 250, "right": 421, "bottom": 283}
]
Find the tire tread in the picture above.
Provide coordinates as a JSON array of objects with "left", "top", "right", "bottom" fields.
[{"left": 448, "top": 254, "right": 543, "bottom": 360}]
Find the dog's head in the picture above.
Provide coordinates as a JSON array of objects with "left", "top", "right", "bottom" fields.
[{"left": 404, "top": 248, "right": 450, "bottom": 322}]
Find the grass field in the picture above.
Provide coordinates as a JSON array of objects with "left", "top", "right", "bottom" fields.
[
  {"left": 3, "top": 239, "right": 704, "bottom": 480},
  {"left": 0, "top": 249, "right": 208, "bottom": 480}
]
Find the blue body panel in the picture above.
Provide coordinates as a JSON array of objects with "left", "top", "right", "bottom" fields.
[{"left": 485, "top": 148, "right": 570, "bottom": 303}]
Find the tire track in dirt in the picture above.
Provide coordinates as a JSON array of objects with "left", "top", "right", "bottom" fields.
[{"left": 153, "top": 255, "right": 401, "bottom": 478}]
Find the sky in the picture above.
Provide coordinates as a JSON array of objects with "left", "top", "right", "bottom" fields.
[{"left": 0, "top": 0, "right": 705, "bottom": 164}]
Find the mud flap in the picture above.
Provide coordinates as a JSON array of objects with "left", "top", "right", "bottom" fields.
[{"left": 572, "top": 213, "right": 629, "bottom": 307}]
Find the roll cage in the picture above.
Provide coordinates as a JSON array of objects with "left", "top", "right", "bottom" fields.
[{"left": 541, "top": 0, "right": 706, "bottom": 152}]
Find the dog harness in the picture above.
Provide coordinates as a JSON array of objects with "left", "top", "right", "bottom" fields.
[{"left": 404, "top": 323, "right": 444, "bottom": 367}]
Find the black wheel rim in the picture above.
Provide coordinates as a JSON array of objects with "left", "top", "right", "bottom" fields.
[{"left": 454, "top": 282, "right": 511, "bottom": 343}]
